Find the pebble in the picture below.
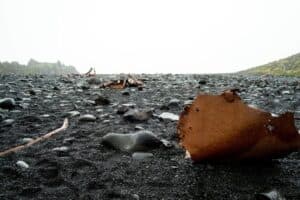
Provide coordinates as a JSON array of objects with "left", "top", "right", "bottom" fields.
[
  {"left": 0, "top": 98, "right": 16, "bottom": 109},
  {"left": 159, "top": 112, "right": 179, "bottom": 121},
  {"left": 102, "top": 130, "right": 162, "bottom": 152},
  {"left": 64, "top": 111, "right": 80, "bottom": 118},
  {"left": 132, "top": 152, "right": 154, "bottom": 160},
  {"left": 168, "top": 98, "right": 181, "bottom": 107},
  {"left": 52, "top": 146, "right": 69, "bottom": 152},
  {"left": 117, "top": 105, "right": 130, "bottom": 114},
  {"left": 79, "top": 114, "right": 96, "bottom": 122},
  {"left": 184, "top": 100, "right": 194, "bottom": 106},
  {"left": 28, "top": 89, "right": 36, "bottom": 95},
  {"left": 123, "top": 109, "right": 152, "bottom": 122},
  {"left": 16, "top": 161, "right": 29, "bottom": 169},
  {"left": 132, "top": 194, "right": 140, "bottom": 200},
  {"left": 255, "top": 189, "right": 285, "bottom": 200},
  {"left": 63, "top": 137, "right": 75, "bottom": 144},
  {"left": 94, "top": 95, "right": 110, "bottom": 105},
  {"left": 22, "top": 138, "right": 34, "bottom": 143},
  {"left": 2, "top": 119, "right": 15, "bottom": 126},
  {"left": 122, "top": 90, "right": 130, "bottom": 96}
]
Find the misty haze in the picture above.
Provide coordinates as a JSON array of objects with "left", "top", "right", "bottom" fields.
[{"left": 0, "top": 1, "right": 299, "bottom": 200}]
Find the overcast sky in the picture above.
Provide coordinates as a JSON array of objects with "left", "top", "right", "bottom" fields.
[{"left": 0, "top": 0, "right": 300, "bottom": 73}]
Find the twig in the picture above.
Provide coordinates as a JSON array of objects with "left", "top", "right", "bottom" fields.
[{"left": 0, "top": 118, "right": 69, "bottom": 157}]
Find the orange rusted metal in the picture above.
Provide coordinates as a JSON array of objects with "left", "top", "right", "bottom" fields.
[
  {"left": 101, "top": 75, "right": 143, "bottom": 89},
  {"left": 177, "top": 90, "right": 300, "bottom": 162}
]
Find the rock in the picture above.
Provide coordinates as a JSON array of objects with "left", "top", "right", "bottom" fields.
[
  {"left": 63, "top": 137, "right": 75, "bottom": 144},
  {"left": 0, "top": 98, "right": 16, "bottom": 109},
  {"left": 77, "top": 81, "right": 90, "bottom": 90},
  {"left": 53, "top": 86, "right": 60, "bottom": 90},
  {"left": 79, "top": 114, "right": 96, "bottom": 122},
  {"left": 159, "top": 112, "right": 179, "bottom": 121},
  {"left": 52, "top": 146, "right": 69, "bottom": 152},
  {"left": 2, "top": 119, "right": 15, "bottom": 126},
  {"left": 21, "top": 138, "right": 34, "bottom": 143},
  {"left": 94, "top": 95, "right": 110, "bottom": 105},
  {"left": 102, "top": 130, "right": 162, "bottom": 152},
  {"left": 281, "top": 90, "right": 290, "bottom": 95},
  {"left": 122, "top": 90, "right": 130, "bottom": 96},
  {"left": 123, "top": 109, "right": 152, "bottom": 122},
  {"left": 117, "top": 105, "right": 130, "bottom": 114},
  {"left": 87, "top": 77, "right": 102, "bottom": 85},
  {"left": 132, "top": 194, "right": 140, "bottom": 200},
  {"left": 134, "top": 125, "right": 144, "bottom": 130},
  {"left": 16, "top": 161, "right": 29, "bottom": 169},
  {"left": 255, "top": 190, "right": 285, "bottom": 200},
  {"left": 132, "top": 152, "right": 154, "bottom": 160},
  {"left": 168, "top": 98, "right": 181, "bottom": 107},
  {"left": 184, "top": 100, "right": 194, "bottom": 106},
  {"left": 41, "top": 114, "right": 50, "bottom": 118},
  {"left": 199, "top": 79, "right": 207, "bottom": 85},
  {"left": 28, "top": 89, "right": 36, "bottom": 95},
  {"left": 64, "top": 111, "right": 80, "bottom": 118}
]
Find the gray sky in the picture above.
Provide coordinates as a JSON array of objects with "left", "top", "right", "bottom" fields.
[{"left": 1, "top": 0, "right": 300, "bottom": 73}]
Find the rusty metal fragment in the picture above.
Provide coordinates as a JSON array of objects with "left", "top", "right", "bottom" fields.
[
  {"left": 100, "top": 75, "right": 143, "bottom": 89},
  {"left": 177, "top": 90, "right": 300, "bottom": 162}
]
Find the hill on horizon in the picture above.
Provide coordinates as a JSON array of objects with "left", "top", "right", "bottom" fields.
[
  {"left": 239, "top": 53, "right": 300, "bottom": 76},
  {"left": 0, "top": 59, "right": 78, "bottom": 75}
]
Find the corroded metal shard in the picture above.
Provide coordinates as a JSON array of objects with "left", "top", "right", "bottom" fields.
[
  {"left": 177, "top": 90, "right": 300, "bottom": 162},
  {"left": 100, "top": 75, "right": 143, "bottom": 89}
]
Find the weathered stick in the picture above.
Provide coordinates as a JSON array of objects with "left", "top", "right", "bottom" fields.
[{"left": 0, "top": 118, "right": 69, "bottom": 157}]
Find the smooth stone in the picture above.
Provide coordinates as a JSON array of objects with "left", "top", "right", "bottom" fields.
[
  {"left": 159, "top": 112, "right": 179, "bottom": 121},
  {"left": 16, "top": 161, "right": 29, "bottom": 169},
  {"left": 134, "top": 125, "right": 144, "bottom": 130},
  {"left": 132, "top": 152, "right": 154, "bottom": 160},
  {"left": 94, "top": 95, "right": 110, "bottom": 105},
  {"left": 123, "top": 109, "right": 152, "bottom": 122},
  {"left": 281, "top": 90, "right": 290, "bottom": 95},
  {"left": 22, "top": 97, "right": 31, "bottom": 101},
  {"left": 117, "top": 105, "right": 130, "bottom": 114},
  {"left": 63, "top": 137, "right": 75, "bottom": 144},
  {"left": 22, "top": 138, "right": 34, "bottom": 143},
  {"left": 132, "top": 194, "right": 140, "bottom": 200},
  {"left": 96, "top": 108, "right": 103, "bottom": 113},
  {"left": 28, "top": 89, "right": 36, "bottom": 95},
  {"left": 122, "top": 90, "right": 130, "bottom": 96},
  {"left": 52, "top": 146, "right": 69, "bottom": 152},
  {"left": 102, "top": 130, "right": 162, "bottom": 152},
  {"left": 2, "top": 119, "right": 15, "bottom": 126},
  {"left": 64, "top": 111, "right": 80, "bottom": 118},
  {"left": 168, "top": 98, "right": 181, "bottom": 107},
  {"left": 255, "top": 190, "right": 285, "bottom": 200},
  {"left": 41, "top": 114, "right": 50, "bottom": 118},
  {"left": 79, "top": 114, "right": 96, "bottom": 122},
  {"left": 0, "top": 98, "right": 16, "bottom": 109},
  {"left": 184, "top": 100, "right": 193, "bottom": 106}
]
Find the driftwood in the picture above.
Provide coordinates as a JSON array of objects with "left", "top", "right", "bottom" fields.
[{"left": 0, "top": 118, "right": 69, "bottom": 157}]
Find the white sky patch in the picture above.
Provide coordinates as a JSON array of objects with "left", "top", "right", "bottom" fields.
[{"left": 0, "top": 0, "right": 300, "bottom": 73}]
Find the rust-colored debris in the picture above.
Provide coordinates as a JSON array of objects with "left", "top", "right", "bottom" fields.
[
  {"left": 177, "top": 90, "right": 300, "bottom": 162},
  {"left": 100, "top": 75, "right": 143, "bottom": 89}
]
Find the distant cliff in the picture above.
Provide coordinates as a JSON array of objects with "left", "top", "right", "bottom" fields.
[
  {"left": 0, "top": 59, "right": 78, "bottom": 75},
  {"left": 239, "top": 53, "right": 300, "bottom": 76}
]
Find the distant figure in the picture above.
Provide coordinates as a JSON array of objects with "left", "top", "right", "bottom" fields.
[{"left": 84, "top": 67, "right": 96, "bottom": 77}]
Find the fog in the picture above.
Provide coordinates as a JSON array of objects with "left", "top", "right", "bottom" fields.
[{"left": 1, "top": 0, "right": 300, "bottom": 73}]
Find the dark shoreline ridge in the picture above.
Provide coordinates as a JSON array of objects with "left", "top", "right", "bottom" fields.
[{"left": 0, "top": 74, "right": 299, "bottom": 199}]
